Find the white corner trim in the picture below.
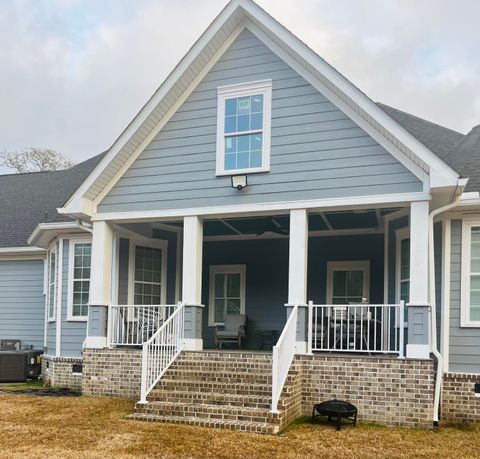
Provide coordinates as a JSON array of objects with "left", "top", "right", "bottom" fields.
[
  {"left": 441, "top": 218, "right": 451, "bottom": 372},
  {"left": 216, "top": 79, "right": 272, "bottom": 175},
  {"left": 55, "top": 239, "right": 63, "bottom": 357},
  {"left": 406, "top": 343, "right": 430, "bottom": 359},
  {"left": 92, "top": 192, "right": 431, "bottom": 223},
  {"left": 460, "top": 219, "right": 480, "bottom": 327}
]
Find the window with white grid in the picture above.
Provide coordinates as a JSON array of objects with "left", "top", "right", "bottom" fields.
[
  {"left": 47, "top": 249, "right": 56, "bottom": 321},
  {"left": 134, "top": 245, "right": 163, "bottom": 305},
  {"left": 70, "top": 242, "right": 91, "bottom": 318}
]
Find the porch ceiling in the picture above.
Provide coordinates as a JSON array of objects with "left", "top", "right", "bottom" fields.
[{"left": 196, "top": 208, "right": 397, "bottom": 237}]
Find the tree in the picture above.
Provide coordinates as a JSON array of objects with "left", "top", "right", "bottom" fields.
[{"left": 0, "top": 148, "right": 75, "bottom": 173}]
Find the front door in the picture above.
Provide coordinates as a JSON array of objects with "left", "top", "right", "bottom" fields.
[{"left": 326, "top": 260, "right": 370, "bottom": 304}]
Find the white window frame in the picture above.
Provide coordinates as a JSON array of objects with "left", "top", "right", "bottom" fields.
[
  {"left": 46, "top": 246, "right": 57, "bottom": 322},
  {"left": 395, "top": 227, "right": 410, "bottom": 326},
  {"left": 461, "top": 219, "right": 480, "bottom": 327},
  {"left": 326, "top": 260, "right": 370, "bottom": 304},
  {"left": 67, "top": 238, "right": 92, "bottom": 322},
  {"left": 216, "top": 79, "right": 272, "bottom": 176},
  {"left": 208, "top": 264, "right": 246, "bottom": 326},
  {"left": 127, "top": 238, "right": 168, "bottom": 306}
]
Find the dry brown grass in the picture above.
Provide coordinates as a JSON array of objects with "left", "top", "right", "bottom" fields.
[{"left": 0, "top": 392, "right": 479, "bottom": 459}]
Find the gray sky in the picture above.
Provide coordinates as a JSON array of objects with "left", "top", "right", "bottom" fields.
[{"left": 0, "top": 0, "right": 479, "bottom": 173}]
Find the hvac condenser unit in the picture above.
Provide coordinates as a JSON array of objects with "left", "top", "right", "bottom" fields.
[{"left": 0, "top": 351, "right": 27, "bottom": 382}]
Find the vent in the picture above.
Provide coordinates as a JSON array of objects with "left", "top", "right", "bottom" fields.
[{"left": 72, "top": 364, "right": 83, "bottom": 374}]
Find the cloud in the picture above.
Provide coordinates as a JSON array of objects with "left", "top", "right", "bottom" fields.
[{"left": 0, "top": 0, "right": 479, "bottom": 167}]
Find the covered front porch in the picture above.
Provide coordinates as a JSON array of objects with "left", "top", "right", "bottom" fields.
[{"left": 92, "top": 204, "right": 425, "bottom": 357}]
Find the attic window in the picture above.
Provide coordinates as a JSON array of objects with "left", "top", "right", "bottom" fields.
[{"left": 216, "top": 80, "right": 272, "bottom": 176}]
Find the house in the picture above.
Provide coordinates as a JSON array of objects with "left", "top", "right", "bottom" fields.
[{"left": 1, "top": 0, "right": 480, "bottom": 432}]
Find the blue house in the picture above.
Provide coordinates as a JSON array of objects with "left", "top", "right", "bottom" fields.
[{"left": 1, "top": 0, "right": 480, "bottom": 432}]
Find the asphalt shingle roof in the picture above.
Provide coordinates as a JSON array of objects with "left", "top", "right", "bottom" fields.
[{"left": 0, "top": 153, "right": 105, "bottom": 248}]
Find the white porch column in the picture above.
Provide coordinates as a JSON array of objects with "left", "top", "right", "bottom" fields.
[
  {"left": 286, "top": 209, "right": 309, "bottom": 354},
  {"left": 84, "top": 220, "right": 113, "bottom": 349},
  {"left": 406, "top": 201, "right": 430, "bottom": 359},
  {"left": 182, "top": 216, "right": 204, "bottom": 351}
]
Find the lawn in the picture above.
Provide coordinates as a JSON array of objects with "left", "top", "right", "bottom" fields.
[{"left": 0, "top": 390, "right": 479, "bottom": 459}]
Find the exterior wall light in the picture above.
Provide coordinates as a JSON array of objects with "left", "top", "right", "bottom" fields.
[{"left": 231, "top": 175, "right": 248, "bottom": 190}]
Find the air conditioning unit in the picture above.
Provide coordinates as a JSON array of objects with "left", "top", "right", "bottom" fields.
[
  {"left": 0, "top": 339, "right": 21, "bottom": 351},
  {"left": 0, "top": 351, "right": 27, "bottom": 382}
]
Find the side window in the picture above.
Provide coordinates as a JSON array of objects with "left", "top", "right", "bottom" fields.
[
  {"left": 209, "top": 265, "right": 246, "bottom": 325},
  {"left": 462, "top": 223, "right": 480, "bottom": 326},
  {"left": 47, "top": 250, "right": 56, "bottom": 321},
  {"left": 216, "top": 80, "right": 272, "bottom": 175},
  {"left": 69, "top": 242, "right": 91, "bottom": 319}
]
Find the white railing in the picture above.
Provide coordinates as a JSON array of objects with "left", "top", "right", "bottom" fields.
[
  {"left": 307, "top": 301, "right": 404, "bottom": 356},
  {"left": 109, "top": 304, "right": 176, "bottom": 346},
  {"left": 271, "top": 303, "right": 299, "bottom": 413},
  {"left": 140, "top": 302, "right": 185, "bottom": 404}
]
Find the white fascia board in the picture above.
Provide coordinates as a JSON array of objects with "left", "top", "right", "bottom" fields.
[
  {"left": 92, "top": 191, "right": 430, "bottom": 223},
  {"left": 28, "top": 221, "right": 90, "bottom": 249},
  {"left": 240, "top": 0, "right": 459, "bottom": 187},
  {"left": 0, "top": 246, "right": 46, "bottom": 261},
  {"left": 61, "top": 0, "right": 244, "bottom": 216}
]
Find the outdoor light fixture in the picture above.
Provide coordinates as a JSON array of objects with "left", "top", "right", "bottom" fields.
[{"left": 231, "top": 175, "right": 248, "bottom": 190}]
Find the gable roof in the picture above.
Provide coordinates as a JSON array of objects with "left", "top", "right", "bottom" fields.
[
  {"left": 378, "top": 103, "right": 480, "bottom": 192},
  {"left": 60, "top": 0, "right": 461, "bottom": 219},
  {"left": 0, "top": 153, "right": 104, "bottom": 248}
]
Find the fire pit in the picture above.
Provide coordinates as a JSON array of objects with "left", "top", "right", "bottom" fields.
[{"left": 311, "top": 399, "right": 358, "bottom": 431}]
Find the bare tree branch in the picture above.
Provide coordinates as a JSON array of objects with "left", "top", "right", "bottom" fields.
[{"left": 0, "top": 148, "right": 75, "bottom": 173}]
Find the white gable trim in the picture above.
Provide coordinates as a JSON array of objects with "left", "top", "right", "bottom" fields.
[{"left": 60, "top": 0, "right": 459, "bottom": 219}]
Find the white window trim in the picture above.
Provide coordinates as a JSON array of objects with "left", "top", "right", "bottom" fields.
[
  {"left": 46, "top": 245, "right": 57, "bottom": 322},
  {"left": 326, "top": 260, "right": 370, "bottom": 304},
  {"left": 67, "top": 238, "right": 93, "bottom": 322},
  {"left": 395, "top": 227, "right": 410, "bottom": 327},
  {"left": 216, "top": 79, "right": 272, "bottom": 176},
  {"left": 208, "top": 264, "right": 246, "bottom": 326},
  {"left": 461, "top": 219, "right": 480, "bottom": 327},
  {"left": 127, "top": 238, "right": 168, "bottom": 305}
]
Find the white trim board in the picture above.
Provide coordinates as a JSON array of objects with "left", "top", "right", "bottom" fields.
[
  {"left": 59, "top": 0, "right": 460, "bottom": 219},
  {"left": 91, "top": 192, "right": 431, "bottom": 223}
]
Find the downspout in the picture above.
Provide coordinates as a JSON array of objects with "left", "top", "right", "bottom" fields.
[
  {"left": 77, "top": 220, "right": 93, "bottom": 234},
  {"left": 428, "top": 191, "right": 461, "bottom": 425}
]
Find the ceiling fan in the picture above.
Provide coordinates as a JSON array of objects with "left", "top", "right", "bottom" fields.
[{"left": 256, "top": 217, "right": 289, "bottom": 236}]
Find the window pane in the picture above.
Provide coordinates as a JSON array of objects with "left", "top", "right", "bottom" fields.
[
  {"left": 237, "top": 96, "right": 250, "bottom": 114},
  {"left": 472, "top": 228, "right": 480, "bottom": 242},
  {"left": 226, "top": 273, "right": 240, "bottom": 297},
  {"left": 347, "top": 271, "right": 363, "bottom": 297},
  {"left": 332, "top": 271, "right": 346, "bottom": 296},
  {"left": 215, "top": 274, "right": 225, "bottom": 298},
  {"left": 225, "top": 115, "right": 236, "bottom": 133},
  {"left": 400, "top": 280, "right": 410, "bottom": 303},
  {"left": 251, "top": 113, "right": 263, "bottom": 130},
  {"left": 251, "top": 94, "right": 263, "bottom": 113},
  {"left": 237, "top": 114, "right": 249, "bottom": 131},
  {"left": 227, "top": 298, "right": 240, "bottom": 314},
  {"left": 250, "top": 150, "right": 262, "bottom": 168},
  {"left": 400, "top": 239, "right": 410, "bottom": 280},
  {"left": 236, "top": 152, "right": 249, "bottom": 169},
  {"left": 225, "top": 98, "right": 237, "bottom": 117},
  {"left": 225, "top": 153, "right": 236, "bottom": 170},
  {"left": 224, "top": 133, "right": 263, "bottom": 171},
  {"left": 215, "top": 299, "right": 226, "bottom": 323}
]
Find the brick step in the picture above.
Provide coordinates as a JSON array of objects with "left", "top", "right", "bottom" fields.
[
  {"left": 162, "top": 369, "right": 272, "bottom": 384},
  {"left": 147, "top": 389, "right": 272, "bottom": 409},
  {"left": 128, "top": 412, "right": 279, "bottom": 434},
  {"left": 135, "top": 401, "right": 282, "bottom": 425},
  {"left": 169, "top": 360, "right": 273, "bottom": 372},
  {"left": 153, "top": 378, "right": 272, "bottom": 396},
  {"left": 180, "top": 351, "right": 273, "bottom": 362}
]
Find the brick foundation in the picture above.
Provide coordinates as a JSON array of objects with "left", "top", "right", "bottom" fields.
[
  {"left": 296, "top": 354, "right": 435, "bottom": 428},
  {"left": 82, "top": 348, "right": 142, "bottom": 399},
  {"left": 41, "top": 355, "right": 83, "bottom": 391},
  {"left": 442, "top": 372, "right": 480, "bottom": 424}
]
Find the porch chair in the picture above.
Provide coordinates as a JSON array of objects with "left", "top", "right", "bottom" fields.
[{"left": 215, "top": 314, "right": 246, "bottom": 349}]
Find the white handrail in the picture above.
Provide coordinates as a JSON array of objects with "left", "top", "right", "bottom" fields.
[
  {"left": 139, "top": 302, "right": 185, "bottom": 404},
  {"left": 271, "top": 303, "right": 299, "bottom": 413}
]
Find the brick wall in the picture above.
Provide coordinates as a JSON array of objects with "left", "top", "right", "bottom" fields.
[
  {"left": 442, "top": 373, "right": 480, "bottom": 424},
  {"left": 41, "top": 355, "right": 83, "bottom": 391},
  {"left": 296, "top": 354, "right": 435, "bottom": 428},
  {"left": 82, "top": 348, "right": 142, "bottom": 399}
]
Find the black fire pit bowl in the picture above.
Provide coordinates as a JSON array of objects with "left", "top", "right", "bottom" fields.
[{"left": 312, "top": 399, "right": 358, "bottom": 431}]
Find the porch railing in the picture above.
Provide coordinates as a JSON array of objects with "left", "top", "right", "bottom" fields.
[
  {"left": 109, "top": 304, "right": 176, "bottom": 346},
  {"left": 140, "top": 302, "right": 185, "bottom": 404},
  {"left": 307, "top": 301, "right": 405, "bottom": 356},
  {"left": 271, "top": 303, "right": 299, "bottom": 413}
]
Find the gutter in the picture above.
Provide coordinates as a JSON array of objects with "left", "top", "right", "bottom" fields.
[{"left": 428, "top": 181, "right": 467, "bottom": 425}]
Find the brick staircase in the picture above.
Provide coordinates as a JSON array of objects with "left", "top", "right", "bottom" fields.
[{"left": 129, "top": 350, "right": 300, "bottom": 434}]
